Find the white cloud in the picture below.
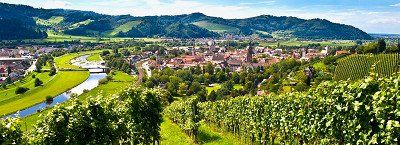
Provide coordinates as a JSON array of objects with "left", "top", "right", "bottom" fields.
[{"left": 390, "top": 3, "right": 400, "bottom": 7}]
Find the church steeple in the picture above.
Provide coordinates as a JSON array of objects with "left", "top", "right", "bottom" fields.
[{"left": 246, "top": 42, "right": 254, "bottom": 63}]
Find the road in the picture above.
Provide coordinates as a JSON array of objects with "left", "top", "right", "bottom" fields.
[{"left": 135, "top": 61, "right": 144, "bottom": 85}]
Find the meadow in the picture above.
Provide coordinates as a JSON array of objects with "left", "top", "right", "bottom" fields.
[
  {"left": 0, "top": 72, "right": 51, "bottom": 103},
  {"left": 0, "top": 71, "right": 89, "bottom": 116}
]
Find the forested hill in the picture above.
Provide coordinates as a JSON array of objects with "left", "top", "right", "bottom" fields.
[{"left": 0, "top": 3, "right": 373, "bottom": 40}]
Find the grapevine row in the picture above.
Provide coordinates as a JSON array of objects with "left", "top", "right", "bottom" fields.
[{"left": 167, "top": 73, "right": 400, "bottom": 144}]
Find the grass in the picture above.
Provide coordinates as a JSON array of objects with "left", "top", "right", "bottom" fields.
[
  {"left": 160, "top": 117, "right": 195, "bottom": 145},
  {"left": 160, "top": 117, "right": 243, "bottom": 145},
  {"left": 20, "top": 71, "right": 135, "bottom": 131},
  {"left": 0, "top": 72, "right": 52, "bottom": 103},
  {"left": 259, "top": 40, "right": 356, "bottom": 47},
  {"left": 86, "top": 53, "right": 102, "bottom": 62},
  {"left": 54, "top": 51, "right": 102, "bottom": 70},
  {"left": 0, "top": 71, "right": 89, "bottom": 116},
  {"left": 34, "top": 16, "right": 64, "bottom": 26},
  {"left": 198, "top": 122, "right": 243, "bottom": 145},
  {"left": 206, "top": 84, "right": 244, "bottom": 94},
  {"left": 109, "top": 21, "right": 142, "bottom": 36},
  {"left": 17, "top": 30, "right": 133, "bottom": 43},
  {"left": 69, "top": 19, "right": 94, "bottom": 29},
  {"left": 192, "top": 21, "right": 239, "bottom": 33}
]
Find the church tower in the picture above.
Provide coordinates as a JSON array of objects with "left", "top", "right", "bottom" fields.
[{"left": 246, "top": 44, "right": 254, "bottom": 63}]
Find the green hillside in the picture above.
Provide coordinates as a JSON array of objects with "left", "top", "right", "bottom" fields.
[
  {"left": 69, "top": 19, "right": 94, "bottom": 29},
  {"left": 109, "top": 20, "right": 141, "bottom": 36},
  {"left": 0, "top": 3, "right": 374, "bottom": 39},
  {"left": 34, "top": 16, "right": 64, "bottom": 26},
  {"left": 192, "top": 21, "right": 239, "bottom": 33},
  {"left": 334, "top": 54, "right": 400, "bottom": 81}
]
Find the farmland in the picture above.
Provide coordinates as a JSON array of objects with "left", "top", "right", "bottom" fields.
[{"left": 334, "top": 54, "right": 400, "bottom": 81}]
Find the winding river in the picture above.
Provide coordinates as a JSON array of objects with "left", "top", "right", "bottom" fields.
[{"left": 5, "top": 55, "right": 107, "bottom": 118}]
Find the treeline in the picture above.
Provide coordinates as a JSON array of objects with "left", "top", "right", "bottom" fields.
[
  {"left": 0, "top": 87, "right": 167, "bottom": 144},
  {"left": 165, "top": 73, "right": 400, "bottom": 144},
  {"left": 0, "top": 18, "right": 47, "bottom": 40},
  {"left": 357, "top": 39, "right": 400, "bottom": 54},
  {"left": 102, "top": 49, "right": 133, "bottom": 74}
]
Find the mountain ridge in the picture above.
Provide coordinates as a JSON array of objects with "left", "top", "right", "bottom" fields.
[{"left": 0, "top": 2, "right": 373, "bottom": 40}]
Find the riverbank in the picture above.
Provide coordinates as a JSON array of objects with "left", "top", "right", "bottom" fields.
[{"left": 20, "top": 71, "right": 135, "bottom": 130}]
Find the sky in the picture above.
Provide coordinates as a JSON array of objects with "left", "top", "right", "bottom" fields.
[{"left": 1, "top": 0, "right": 400, "bottom": 34}]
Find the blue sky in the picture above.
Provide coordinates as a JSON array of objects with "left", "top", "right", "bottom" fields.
[{"left": 1, "top": 0, "right": 399, "bottom": 34}]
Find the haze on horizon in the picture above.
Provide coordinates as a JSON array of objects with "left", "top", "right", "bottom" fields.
[{"left": 1, "top": 0, "right": 399, "bottom": 34}]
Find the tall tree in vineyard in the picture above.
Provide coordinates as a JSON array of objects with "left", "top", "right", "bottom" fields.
[{"left": 377, "top": 39, "right": 386, "bottom": 53}]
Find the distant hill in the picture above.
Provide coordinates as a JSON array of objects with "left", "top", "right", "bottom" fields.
[{"left": 0, "top": 3, "right": 373, "bottom": 40}]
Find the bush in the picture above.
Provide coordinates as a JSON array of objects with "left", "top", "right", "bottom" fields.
[
  {"left": 0, "top": 119, "right": 26, "bottom": 144},
  {"left": 32, "top": 74, "right": 36, "bottom": 78},
  {"left": 34, "top": 78, "right": 43, "bottom": 87},
  {"left": 15, "top": 87, "right": 29, "bottom": 94},
  {"left": 45, "top": 96, "right": 53, "bottom": 102},
  {"left": 98, "top": 78, "right": 109, "bottom": 84}
]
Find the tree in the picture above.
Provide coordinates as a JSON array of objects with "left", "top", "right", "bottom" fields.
[
  {"left": 35, "top": 62, "right": 42, "bottom": 72},
  {"left": 377, "top": 39, "right": 386, "bottom": 53},
  {"left": 49, "top": 66, "right": 56, "bottom": 76},
  {"left": 397, "top": 42, "right": 400, "bottom": 53},
  {"left": 6, "top": 77, "right": 12, "bottom": 84},
  {"left": 208, "top": 90, "right": 217, "bottom": 102},
  {"left": 188, "top": 82, "right": 202, "bottom": 96},
  {"left": 15, "top": 87, "right": 29, "bottom": 94},
  {"left": 178, "top": 82, "right": 188, "bottom": 96},
  {"left": 7, "top": 66, "right": 11, "bottom": 75},
  {"left": 34, "top": 78, "right": 43, "bottom": 87},
  {"left": 101, "top": 50, "right": 110, "bottom": 56}
]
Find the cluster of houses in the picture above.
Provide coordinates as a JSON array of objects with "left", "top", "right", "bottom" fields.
[
  {"left": 144, "top": 40, "right": 333, "bottom": 72},
  {"left": 0, "top": 45, "right": 61, "bottom": 82}
]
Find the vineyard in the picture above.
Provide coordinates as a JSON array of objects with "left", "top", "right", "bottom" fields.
[
  {"left": 0, "top": 87, "right": 165, "bottom": 144},
  {"left": 166, "top": 73, "right": 400, "bottom": 144},
  {"left": 334, "top": 54, "right": 400, "bottom": 81}
]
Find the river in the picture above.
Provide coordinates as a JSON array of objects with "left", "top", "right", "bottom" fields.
[{"left": 4, "top": 55, "right": 107, "bottom": 118}]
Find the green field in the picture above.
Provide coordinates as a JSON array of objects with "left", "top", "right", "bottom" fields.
[
  {"left": 0, "top": 72, "right": 52, "bottom": 103},
  {"left": 34, "top": 16, "right": 64, "bottom": 26},
  {"left": 86, "top": 53, "right": 102, "bottom": 62},
  {"left": 259, "top": 40, "right": 356, "bottom": 47},
  {"left": 0, "top": 71, "right": 89, "bottom": 116},
  {"left": 206, "top": 84, "right": 243, "bottom": 94},
  {"left": 69, "top": 19, "right": 94, "bottom": 29},
  {"left": 334, "top": 54, "right": 400, "bottom": 81},
  {"left": 192, "top": 21, "right": 239, "bottom": 33},
  {"left": 109, "top": 21, "right": 142, "bottom": 36},
  {"left": 54, "top": 51, "right": 102, "bottom": 70}
]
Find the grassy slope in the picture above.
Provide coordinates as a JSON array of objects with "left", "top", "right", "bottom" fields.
[
  {"left": 0, "top": 72, "right": 51, "bottom": 103},
  {"left": 192, "top": 21, "right": 239, "bottom": 33},
  {"left": 86, "top": 53, "right": 102, "bottom": 62},
  {"left": 259, "top": 40, "right": 356, "bottom": 47},
  {"left": 40, "top": 31, "right": 133, "bottom": 43},
  {"left": 20, "top": 71, "right": 135, "bottom": 130},
  {"left": 109, "top": 21, "right": 142, "bottom": 36},
  {"left": 69, "top": 19, "right": 94, "bottom": 29},
  {"left": 160, "top": 117, "right": 243, "bottom": 145},
  {"left": 34, "top": 16, "right": 64, "bottom": 26},
  {"left": 0, "top": 71, "right": 89, "bottom": 116}
]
